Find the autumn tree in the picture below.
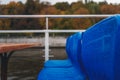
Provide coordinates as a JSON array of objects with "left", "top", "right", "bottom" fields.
[
  {"left": 100, "top": 4, "right": 120, "bottom": 14},
  {"left": 0, "top": 0, "right": 120, "bottom": 31},
  {"left": 72, "top": 7, "right": 92, "bottom": 29},
  {"left": 40, "top": 6, "right": 60, "bottom": 29}
]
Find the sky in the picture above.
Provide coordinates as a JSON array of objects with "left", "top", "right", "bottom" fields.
[{"left": 1, "top": 0, "right": 120, "bottom": 4}]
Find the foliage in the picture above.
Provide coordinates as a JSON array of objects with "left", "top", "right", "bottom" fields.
[
  {"left": 0, "top": 0, "right": 120, "bottom": 31},
  {"left": 55, "top": 2, "right": 70, "bottom": 11}
]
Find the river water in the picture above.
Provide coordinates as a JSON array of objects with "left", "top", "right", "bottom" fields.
[{"left": 0, "top": 48, "right": 67, "bottom": 80}]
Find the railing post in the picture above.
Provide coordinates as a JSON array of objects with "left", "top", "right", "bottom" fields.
[{"left": 45, "top": 17, "right": 49, "bottom": 61}]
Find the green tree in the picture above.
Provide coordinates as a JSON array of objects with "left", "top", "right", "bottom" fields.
[
  {"left": 87, "top": 1, "right": 100, "bottom": 14},
  {"left": 23, "top": 0, "right": 42, "bottom": 30},
  {"left": 25, "top": 0, "right": 36, "bottom": 14},
  {"left": 54, "top": 2, "right": 70, "bottom": 11},
  {"left": 70, "top": 1, "right": 85, "bottom": 13},
  {"left": 86, "top": 1, "right": 101, "bottom": 24}
]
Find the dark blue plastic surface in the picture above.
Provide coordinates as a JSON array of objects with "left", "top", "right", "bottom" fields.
[
  {"left": 68, "top": 32, "right": 83, "bottom": 71},
  {"left": 38, "top": 67, "right": 84, "bottom": 80},
  {"left": 38, "top": 15, "right": 120, "bottom": 80},
  {"left": 44, "top": 60, "right": 72, "bottom": 68},
  {"left": 82, "top": 15, "right": 120, "bottom": 80}
]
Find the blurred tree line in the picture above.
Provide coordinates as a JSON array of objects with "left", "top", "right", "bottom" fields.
[{"left": 0, "top": 0, "right": 120, "bottom": 31}]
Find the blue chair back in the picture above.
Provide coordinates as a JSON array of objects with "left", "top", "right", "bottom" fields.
[
  {"left": 82, "top": 15, "right": 120, "bottom": 80},
  {"left": 66, "top": 35, "right": 72, "bottom": 58},
  {"left": 66, "top": 32, "right": 83, "bottom": 71}
]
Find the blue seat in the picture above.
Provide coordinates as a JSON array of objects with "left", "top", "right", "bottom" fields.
[
  {"left": 44, "top": 32, "right": 83, "bottom": 68},
  {"left": 44, "top": 36, "right": 73, "bottom": 68},
  {"left": 44, "top": 59, "right": 72, "bottom": 68},
  {"left": 38, "top": 32, "right": 85, "bottom": 80},
  {"left": 82, "top": 15, "right": 120, "bottom": 80},
  {"left": 38, "top": 67, "right": 84, "bottom": 80}
]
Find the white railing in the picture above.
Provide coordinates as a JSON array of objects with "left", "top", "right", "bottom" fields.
[{"left": 0, "top": 14, "right": 114, "bottom": 61}]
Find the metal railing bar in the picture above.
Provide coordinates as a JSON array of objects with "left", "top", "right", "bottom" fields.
[
  {"left": 48, "top": 30, "right": 85, "bottom": 33},
  {"left": 0, "top": 30, "right": 85, "bottom": 33},
  {"left": 0, "top": 14, "right": 114, "bottom": 18},
  {"left": 45, "top": 17, "right": 49, "bottom": 61}
]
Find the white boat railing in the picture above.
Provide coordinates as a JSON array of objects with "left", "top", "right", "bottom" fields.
[{"left": 0, "top": 14, "right": 114, "bottom": 61}]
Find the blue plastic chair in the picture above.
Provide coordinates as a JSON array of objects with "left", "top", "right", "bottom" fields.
[
  {"left": 38, "top": 32, "right": 85, "bottom": 80},
  {"left": 44, "top": 35, "right": 73, "bottom": 68},
  {"left": 82, "top": 15, "right": 120, "bottom": 80},
  {"left": 44, "top": 32, "right": 83, "bottom": 68}
]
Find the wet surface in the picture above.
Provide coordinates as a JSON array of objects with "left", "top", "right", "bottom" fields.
[{"left": 0, "top": 48, "right": 67, "bottom": 80}]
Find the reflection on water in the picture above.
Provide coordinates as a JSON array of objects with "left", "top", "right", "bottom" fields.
[{"left": 0, "top": 48, "right": 67, "bottom": 80}]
